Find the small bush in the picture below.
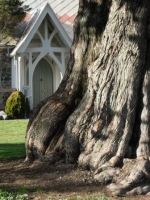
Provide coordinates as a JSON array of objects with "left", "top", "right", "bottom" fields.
[{"left": 5, "top": 91, "right": 30, "bottom": 119}]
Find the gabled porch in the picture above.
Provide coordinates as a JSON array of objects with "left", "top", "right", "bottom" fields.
[{"left": 11, "top": 3, "right": 71, "bottom": 109}]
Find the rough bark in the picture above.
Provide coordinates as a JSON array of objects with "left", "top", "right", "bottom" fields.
[{"left": 25, "top": 0, "right": 150, "bottom": 195}]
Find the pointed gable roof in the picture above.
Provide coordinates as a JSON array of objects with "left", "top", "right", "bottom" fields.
[
  {"left": 22, "top": 0, "right": 78, "bottom": 40},
  {"left": 11, "top": 2, "right": 72, "bottom": 56}
]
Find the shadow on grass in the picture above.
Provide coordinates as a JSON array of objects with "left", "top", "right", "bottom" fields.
[{"left": 0, "top": 143, "right": 26, "bottom": 160}]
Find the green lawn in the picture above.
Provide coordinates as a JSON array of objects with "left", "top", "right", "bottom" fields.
[{"left": 0, "top": 119, "right": 28, "bottom": 160}]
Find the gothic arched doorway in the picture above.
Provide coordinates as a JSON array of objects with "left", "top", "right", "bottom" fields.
[{"left": 33, "top": 58, "right": 53, "bottom": 107}]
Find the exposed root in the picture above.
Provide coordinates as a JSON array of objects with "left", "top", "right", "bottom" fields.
[
  {"left": 95, "top": 156, "right": 123, "bottom": 174},
  {"left": 94, "top": 156, "right": 122, "bottom": 184},
  {"left": 127, "top": 185, "right": 150, "bottom": 195},
  {"left": 94, "top": 166, "right": 121, "bottom": 185},
  {"left": 93, "top": 157, "right": 150, "bottom": 195},
  {"left": 107, "top": 158, "right": 150, "bottom": 195}
]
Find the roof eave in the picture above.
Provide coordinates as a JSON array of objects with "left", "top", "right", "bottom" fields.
[{"left": 10, "top": 2, "right": 72, "bottom": 57}]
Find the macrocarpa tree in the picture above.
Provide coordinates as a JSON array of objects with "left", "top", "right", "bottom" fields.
[{"left": 25, "top": 0, "right": 150, "bottom": 195}]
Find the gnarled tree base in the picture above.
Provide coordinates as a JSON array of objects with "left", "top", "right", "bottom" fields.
[{"left": 25, "top": 0, "right": 150, "bottom": 196}]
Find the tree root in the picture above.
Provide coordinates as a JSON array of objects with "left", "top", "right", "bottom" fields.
[
  {"left": 106, "top": 158, "right": 150, "bottom": 195},
  {"left": 127, "top": 185, "right": 150, "bottom": 195},
  {"left": 94, "top": 156, "right": 122, "bottom": 184},
  {"left": 93, "top": 156, "right": 150, "bottom": 195},
  {"left": 94, "top": 166, "right": 121, "bottom": 185}
]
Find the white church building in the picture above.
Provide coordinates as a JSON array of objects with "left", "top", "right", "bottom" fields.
[{"left": 0, "top": 0, "right": 78, "bottom": 109}]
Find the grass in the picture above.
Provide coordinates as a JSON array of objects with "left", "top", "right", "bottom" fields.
[
  {"left": 56, "top": 198, "right": 110, "bottom": 200},
  {"left": 0, "top": 189, "right": 28, "bottom": 200},
  {"left": 0, "top": 120, "right": 113, "bottom": 200},
  {"left": 0, "top": 190, "right": 111, "bottom": 200},
  {"left": 0, "top": 119, "right": 28, "bottom": 160}
]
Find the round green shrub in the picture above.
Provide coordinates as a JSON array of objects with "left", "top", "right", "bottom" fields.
[{"left": 5, "top": 91, "right": 30, "bottom": 119}]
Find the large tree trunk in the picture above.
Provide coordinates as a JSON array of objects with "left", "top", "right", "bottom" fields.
[{"left": 25, "top": 0, "right": 150, "bottom": 195}]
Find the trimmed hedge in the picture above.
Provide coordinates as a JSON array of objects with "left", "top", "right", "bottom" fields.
[{"left": 5, "top": 91, "right": 30, "bottom": 119}]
